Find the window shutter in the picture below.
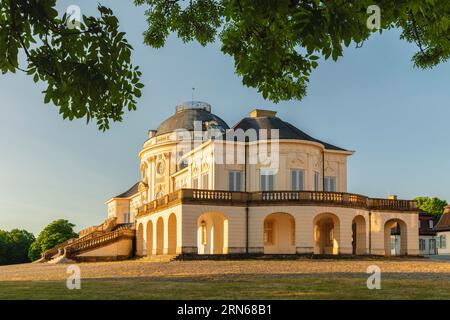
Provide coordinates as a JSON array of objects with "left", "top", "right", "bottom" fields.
[
  {"left": 269, "top": 174, "right": 274, "bottom": 191},
  {"left": 291, "top": 170, "right": 298, "bottom": 191},
  {"left": 202, "top": 174, "right": 208, "bottom": 189},
  {"left": 314, "top": 172, "right": 320, "bottom": 191},
  {"left": 331, "top": 177, "right": 336, "bottom": 192},
  {"left": 299, "top": 170, "right": 304, "bottom": 191},
  {"left": 228, "top": 172, "right": 234, "bottom": 191},
  {"left": 236, "top": 171, "right": 242, "bottom": 191},
  {"left": 259, "top": 171, "right": 266, "bottom": 191}
]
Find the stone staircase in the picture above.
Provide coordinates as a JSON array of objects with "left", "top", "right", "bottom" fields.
[{"left": 41, "top": 223, "right": 135, "bottom": 263}]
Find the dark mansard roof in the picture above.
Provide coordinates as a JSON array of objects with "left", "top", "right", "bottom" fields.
[
  {"left": 228, "top": 115, "right": 348, "bottom": 151},
  {"left": 155, "top": 101, "right": 230, "bottom": 136}
]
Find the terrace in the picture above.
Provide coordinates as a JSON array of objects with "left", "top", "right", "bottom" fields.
[{"left": 136, "top": 189, "right": 417, "bottom": 217}]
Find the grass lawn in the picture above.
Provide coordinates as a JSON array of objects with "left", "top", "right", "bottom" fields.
[
  {"left": 1, "top": 259, "right": 449, "bottom": 299},
  {"left": 1, "top": 274, "right": 450, "bottom": 300}
]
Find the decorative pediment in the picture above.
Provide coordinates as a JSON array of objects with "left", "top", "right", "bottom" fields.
[
  {"left": 324, "top": 160, "right": 337, "bottom": 175},
  {"left": 325, "top": 166, "right": 335, "bottom": 175},
  {"left": 289, "top": 157, "right": 305, "bottom": 168},
  {"left": 157, "top": 153, "right": 168, "bottom": 162}
]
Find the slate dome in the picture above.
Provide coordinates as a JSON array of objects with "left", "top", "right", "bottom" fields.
[{"left": 155, "top": 101, "right": 229, "bottom": 136}]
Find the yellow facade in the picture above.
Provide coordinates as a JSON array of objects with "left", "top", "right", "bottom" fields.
[{"left": 100, "top": 102, "right": 419, "bottom": 258}]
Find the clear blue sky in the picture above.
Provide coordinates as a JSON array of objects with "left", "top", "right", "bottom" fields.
[{"left": 1, "top": 1, "right": 449, "bottom": 235}]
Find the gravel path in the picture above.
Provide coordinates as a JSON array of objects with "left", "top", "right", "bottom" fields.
[{"left": 1, "top": 258, "right": 450, "bottom": 282}]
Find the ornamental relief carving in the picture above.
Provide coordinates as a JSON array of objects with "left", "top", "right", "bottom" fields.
[
  {"left": 289, "top": 157, "right": 305, "bottom": 168},
  {"left": 201, "top": 160, "right": 210, "bottom": 171},
  {"left": 192, "top": 158, "right": 201, "bottom": 174},
  {"left": 312, "top": 155, "right": 322, "bottom": 169},
  {"left": 224, "top": 163, "right": 243, "bottom": 170},
  {"left": 138, "top": 181, "right": 148, "bottom": 192},
  {"left": 324, "top": 160, "right": 339, "bottom": 175},
  {"left": 156, "top": 159, "right": 166, "bottom": 176},
  {"left": 156, "top": 184, "right": 165, "bottom": 194}
]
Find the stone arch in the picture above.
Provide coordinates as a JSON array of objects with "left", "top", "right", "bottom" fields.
[
  {"left": 197, "top": 212, "right": 228, "bottom": 254},
  {"left": 352, "top": 215, "right": 367, "bottom": 255},
  {"left": 156, "top": 217, "right": 164, "bottom": 255},
  {"left": 384, "top": 219, "right": 408, "bottom": 256},
  {"left": 313, "top": 212, "right": 340, "bottom": 255},
  {"left": 167, "top": 213, "right": 177, "bottom": 254},
  {"left": 263, "top": 212, "right": 296, "bottom": 254},
  {"left": 146, "top": 220, "right": 153, "bottom": 256},
  {"left": 136, "top": 223, "right": 144, "bottom": 256}
]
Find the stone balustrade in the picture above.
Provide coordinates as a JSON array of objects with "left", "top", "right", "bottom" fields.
[
  {"left": 42, "top": 220, "right": 132, "bottom": 260},
  {"left": 79, "top": 217, "right": 117, "bottom": 238},
  {"left": 66, "top": 229, "right": 135, "bottom": 257},
  {"left": 136, "top": 189, "right": 417, "bottom": 217}
]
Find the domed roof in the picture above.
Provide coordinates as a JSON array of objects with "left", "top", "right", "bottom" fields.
[
  {"left": 156, "top": 101, "right": 229, "bottom": 136},
  {"left": 229, "top": 109, "right": 348, "bottom": 151}
]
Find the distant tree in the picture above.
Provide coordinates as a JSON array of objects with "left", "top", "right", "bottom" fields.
[
  {"left": 0, "top": 231, "right": 9, "bottom": 265},
  {"left": 5, "top": 229, "right": 35, "bottom": 264},
  {"left": 28, "top": 219, "right": 78, "bottom": 261},
  {"left": 415, "top": 197, "right": 448, "bottom": 220},
  {"left": 0, "top": 229, "right": 35, "bottom": 265}
]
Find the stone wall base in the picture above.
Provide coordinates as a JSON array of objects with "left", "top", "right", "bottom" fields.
[
  {"left": 181, "top": 246, "right": 198, "bottom": 254},
  {"left": 73, "top": 255, "right": 131, "bottom": 262},
  {"left": 296, "top": 247, "right": 314, "bottom": 254}
]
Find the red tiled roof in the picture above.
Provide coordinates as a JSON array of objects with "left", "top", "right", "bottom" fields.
[{"left": 436, "top": 206, "right": 450, "bottom": 231}]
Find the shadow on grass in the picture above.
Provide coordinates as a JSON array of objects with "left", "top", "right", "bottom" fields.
[{"left": 1, "top": 272, "right": 450, "bottom": 300}]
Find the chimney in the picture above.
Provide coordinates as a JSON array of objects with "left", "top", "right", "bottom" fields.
[
  {"left": 249, "top": 109, "right": 277, "bottom": 118},
  {"left": 388, "top": 195, "right": 398, "bottom": 200},
  {"left": 148, "top": 130, "right": 157, "bottom": 138}
]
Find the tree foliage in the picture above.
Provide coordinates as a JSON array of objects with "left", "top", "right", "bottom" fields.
[
  {"left": 135, "top": 0, "right": 450, "bottom": 102},
  {"left": 415, "top": 196, "right": 448, "bottom": 219},
  {"left": 28, "top": 219, "right": 78, "bottom": 261},
  {"left": 0, "top": 229, "right": 35, "bottom": 265},
  {"left": 1, "top": 1, "right": 448, "bottom": 128},
  {"left": 0, "top": 1, "right": 143, "bottom": 130}
]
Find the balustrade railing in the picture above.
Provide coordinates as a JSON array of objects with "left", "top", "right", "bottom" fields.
[
  {"left": 261, "top": 191, "right": 299, "bottom": 201},
  {"left": 193, "top": 190, "right": 233, "bottom": 200},
  {"left": 136, "top": 189, "right": 417, "bottom": 216},
  {"left": 66, "top": 229, "right": 134, "bottom": 256},
  {"left": 42, "top": 238, "right": 77, "bottom": 259},
  {"left": 42, "top": 222, "right": 134, "bottom": 260},
  {"left": 370, "top": 198, "right": 416, "bottom": 210},
  {"left": 309, "top": 191, "right": 343, "bottom": 203},
  {"left": 79, "top": 217, "right": 117, "bottom": 238}
]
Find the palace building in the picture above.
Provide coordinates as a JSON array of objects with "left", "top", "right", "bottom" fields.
[{"left": 42, "top": 101, "right": 419, "bottom": 262}]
